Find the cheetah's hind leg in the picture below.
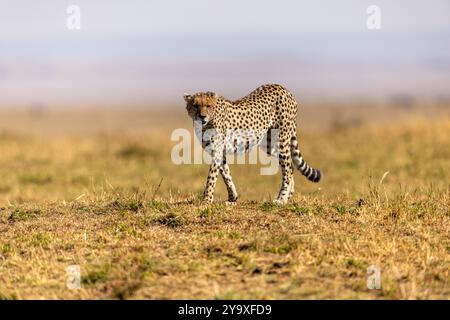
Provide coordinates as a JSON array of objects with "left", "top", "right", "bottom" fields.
[{"left": 274, "top": 145, "right": 294, "bottom": 205}]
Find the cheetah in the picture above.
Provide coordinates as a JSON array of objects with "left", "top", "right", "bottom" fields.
[{"left": 183, "top": 84, "right": 322, "bottom": 205}]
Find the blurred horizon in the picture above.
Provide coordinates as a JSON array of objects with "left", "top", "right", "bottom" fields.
[{"left": 1, "top": 0, "right": 449, "bottom": 107}]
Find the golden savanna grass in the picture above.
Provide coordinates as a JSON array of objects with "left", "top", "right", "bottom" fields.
[{"left": 0, "top": 104, "right": 449, "bottom": 299}]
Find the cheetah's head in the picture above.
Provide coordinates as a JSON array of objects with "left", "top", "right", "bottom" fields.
[{"left": 183, "top": 91, "right": 218, "bottom": 126}]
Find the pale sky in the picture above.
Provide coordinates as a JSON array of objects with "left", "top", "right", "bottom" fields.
[
  {"left": 0, "top": 0, "right": 449, "bottom": 105},
  {"left": 1, "top": 0, "right": 449, "bottom": 38}
]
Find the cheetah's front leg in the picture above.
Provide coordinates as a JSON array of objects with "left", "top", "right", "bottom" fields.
[
  {"left": 203, "top": 163, "right": 220, "bottom": 204},
  {"left": 202, "top": 140, "right": 225, "bottom": 204},
  {"left": 220, "top": 162, "right": 238, "bottom": 203}
]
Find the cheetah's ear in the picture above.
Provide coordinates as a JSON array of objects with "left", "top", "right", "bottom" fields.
[{"left": 183, "top": 93, "right": 192, "bottom": 102}]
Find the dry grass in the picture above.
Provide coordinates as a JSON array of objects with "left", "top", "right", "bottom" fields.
[{"left": 0, "top": 106, "right": 449, "bottom": 299}]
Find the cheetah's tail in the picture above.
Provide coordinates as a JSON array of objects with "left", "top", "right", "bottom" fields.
[{"left": 290, "top": 136, "right": 322, "bottom": 183}]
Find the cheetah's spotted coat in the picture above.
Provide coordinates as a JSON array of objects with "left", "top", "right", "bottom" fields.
[{"left": 184, "top": 84, "right": 322, "bottom": 205}]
